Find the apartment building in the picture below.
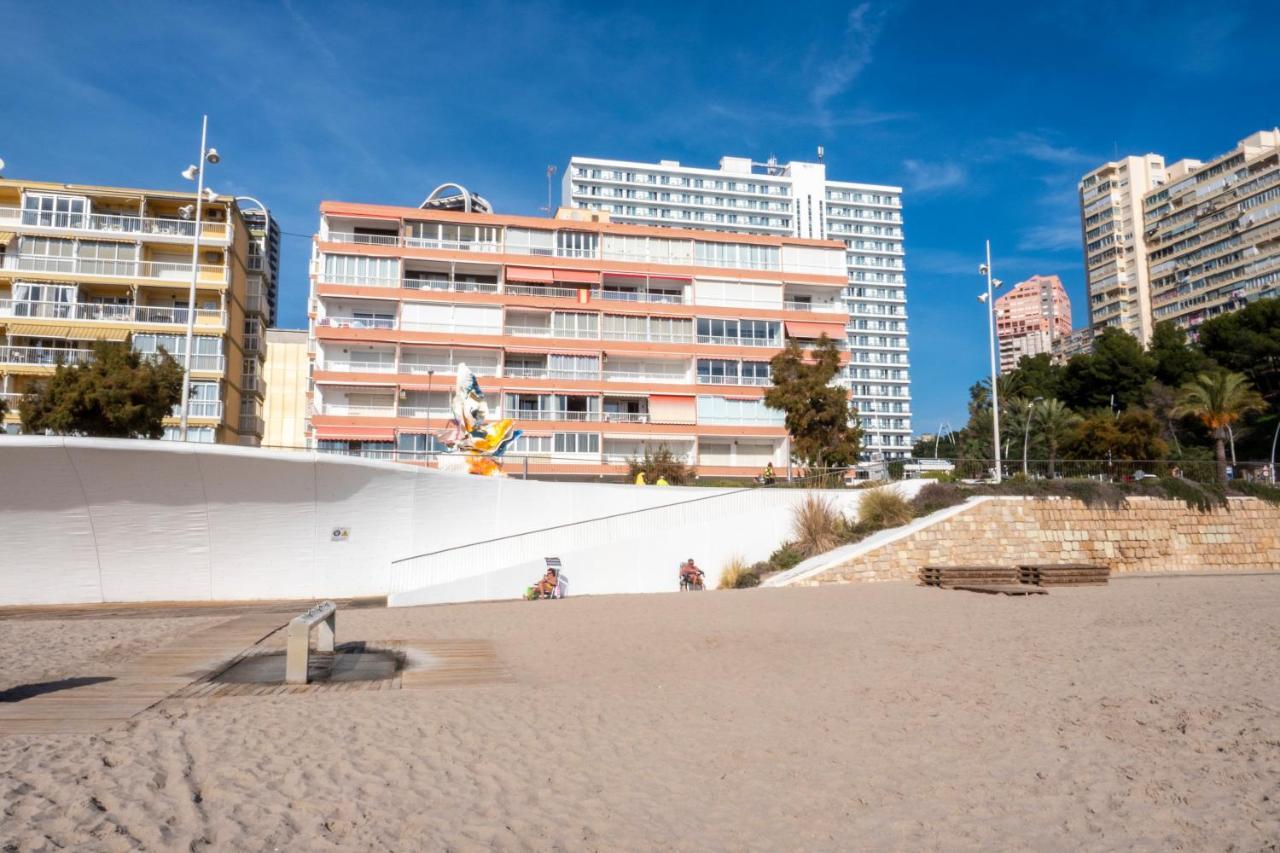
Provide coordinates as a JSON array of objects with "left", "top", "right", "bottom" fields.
[
  {"left": 0, "top": 178, "right": 264, "bottom": 445},
  {"left": 306, "top": 201, "right": 852, "bottom": 478},
  {"left": 1080, "top": 129, "right": 1280, "bottom": 340},
  {"left": 1078, "top": 155, "right": 1166, "bottom": 343},
  {"left": 262, "top": 328, "right": 308, "bottom": 448},
  {"left": 1142, "top": 129, "right": 1280, "bottom": 333},
  {"left": 994, "top": 274, "right": 1072, "bottom": 372},
  {"left": 563, "top": 155, "right": 912, "bottom": 459},
  {"left": 1051, "top": 327, "right": 1095, "bottom": 365},
  {"left": 238, "top": 207, "right": 279, "bottom": 439}
]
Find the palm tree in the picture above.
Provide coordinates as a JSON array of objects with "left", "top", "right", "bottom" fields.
[
  {"left": 1033, "top": 398, "right": 1081, "bottom": 478},
  {"left": 1173, "top": 369, "right": 1267, "bottom": 483}
]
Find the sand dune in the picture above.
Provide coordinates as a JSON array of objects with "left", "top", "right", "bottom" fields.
[{"left": 2, "top": 576, "right": 1279, "bottom": 850}]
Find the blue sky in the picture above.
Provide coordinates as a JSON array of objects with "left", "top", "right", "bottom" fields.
[{"left": 2, "top": 0, "right": 1277, "bottom": 432}]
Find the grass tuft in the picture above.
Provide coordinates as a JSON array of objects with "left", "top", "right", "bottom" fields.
[
  {"left": 790, "top": 495, "right": 843, "bottom": 558},
  {"left": 858, "top": 486, "right": 914, "bottom": 529},
  {"left": 718, "top": 555, "right": 760, "bottom": 589}
]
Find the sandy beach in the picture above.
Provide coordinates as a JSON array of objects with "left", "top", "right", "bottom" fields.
[{"left": 2, "top": 575, "right": 1278, "bottom": 851}]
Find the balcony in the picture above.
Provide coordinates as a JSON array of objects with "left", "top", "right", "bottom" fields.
[
  {"left": 503, "top": 366, "right": 599, "bottom": 381},
  {"left": 505, "top": 284, "right": 582, "bottom": 299},
  {"left": 0, "top": 207, "right": 230, "bottom": 242},
  {"left": 0, "top": 300, "right": 226, "bottom": 327},
  {"left": 403, "top": 277, "right": 499, "bottom": 294},
  {"left": 506, "top": 409, "right": 603, "bottom": 422},
  {"left": 594, "top": 288, "right": 686, "bottom": 305},
  {"left": 697, "top": 374, "right": 772, "bottom": 386},
  {"left": 696, "top": 335, "right": 780, "bottom": 348},
  {"left": 318, "top": 403, "right": 397, "bottom": 417},
  {"left": 2, "top": 255, "right": 227, "bottom": 284},
  {"left": 316, "top": 315, "right": 397, "bottom": 330},
  {"left": 602, "top": 370, "right": 690, "bottom": 384},
  {"left": 318, "top": 360, "right": 397, "bottom": 374},
  {"left": 398, "top": 405, "right": 452, "bottom": 419},
  {"left": 0, "top": 345, "right": 94, "bottom": 366},
  {"left": 503, "top": 325, "right": 597, "bottom": 339},
  {"left": 239, "top": 414, "right": 265, "bottom": 435},
  {"left": 602, "top": 329, "right": 695, "bottom": 344},
  {"left": 171, "top": 400, "right": 224, "bottom": 420}
]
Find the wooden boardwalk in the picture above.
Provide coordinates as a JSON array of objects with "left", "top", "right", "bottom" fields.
[{"left": 0, "top": 612, "right": 290, "bottom": 736}]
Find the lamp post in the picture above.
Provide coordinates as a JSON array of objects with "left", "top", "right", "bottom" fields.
[
  {"left": 1022, "top": 396, "right": 1045, "bottom": 478},
  {"left": 1270, "top": 418, "right": 1279, "bottom": 485},
  {"left": 178, "top": 115, "right": 220, "bottom": 440},
  {"left": 978, "top": 241, "right": 1004, "bottom": 483}
]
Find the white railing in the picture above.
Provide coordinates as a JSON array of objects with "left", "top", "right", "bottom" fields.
[
  {"left": 504, "top": 366, "right": 599, "bottom": 380},
  {"left": 593, "top": 289, "right": 686, "bottom": 305},
  {"left": 0, "top": 207, "right": 230, "bottom": 240},
  {"left": 319, "top": 360, "right": 397, "bottom": 374},
  {"left": 402, "top": 236, "right": 502, "bottom": 253},
  {"left": 601, "top": 329, "right": 695, "bottom": 344},
  {"left": 403, "top": 277, "right": 499, "bottom": 293},
  {"left": 324, "top": 231, "right": 400, "bottom": 246},
  {"left": 316, "top": 316, "right": 397, "bottom": 330},
  {"left": 602, "top": 411, "right": 650, "bottom": 423},
  {"left": 602, "top": 370, "right": 690, "bottom": 383},
  {"left": 0, "top": 345, "right": 94, "bottom": 366},
  {"left": 696, "top": 335, "right": 781, "bottom": 347},
  {"left": 504, "top": 284, "right": 582, "bottom": 299},
  {"left": 399, "top": 362, "right": 499, "bottom": 377},
  {"left": 782, "top": 300, "right": 844, "bottom": 313},
  {"left": 319, "top": 273, "right": 400, "bottom": 287},
  {"left": 507, "top": 410, "right": 603, "bottom": 422},
  {"left": 697, "top": 374, "right": 772, "bottom": 386},
  {"left": 398, "top": 406, "right": 452, "bottom": 418},
  {"left": 2, "top": 255, "right": 226, "bottom": 282},
  {"left": 0, "top": 300, "right": 224, "bottom": 326},
  {"left": 318, "top": 403, "right": 397, "bottom": 417},
  {"left": 171, "top": 400, "right": 224, "bottom": 419},
  {"left": 400, "top": 321, "right": 499, "bottom": 336}
]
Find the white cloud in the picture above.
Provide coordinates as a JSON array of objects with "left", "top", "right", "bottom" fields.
[
  {"left": 1017, "top": 222, "right": 1081, "bottom": 253},
  {"left": 902, "top": 159, "right": 967, "bottom": 194},
  {"left": 810, "top": 3, "right": 891, "bottom": 128}
]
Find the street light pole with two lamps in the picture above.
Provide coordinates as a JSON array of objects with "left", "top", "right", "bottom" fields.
[
  {"left": 977, "top": 240, "right": 1005, "bottom": 483},
  {"left": 177, "top": 115, "right": 220, "bottom": 441}
]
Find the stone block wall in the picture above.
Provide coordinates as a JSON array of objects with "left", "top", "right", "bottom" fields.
[{"left": 800, "top": 496, "right": 1280, "bottom": 586}]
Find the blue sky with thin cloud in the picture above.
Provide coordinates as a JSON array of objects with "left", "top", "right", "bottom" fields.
[{"left": 1, "top": 0, "right": 1276, "bottom": 431}]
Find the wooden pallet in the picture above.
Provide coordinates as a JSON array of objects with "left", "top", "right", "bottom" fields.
[
  {"left": 1018, "top": 564, "right": 1110, "bottom": 587},
  {"left": 950, "top": 584, "right": 1049, "bottom": 596},
  {"left": 920, "top": 565, "right": 1019, "bottom": 587}
]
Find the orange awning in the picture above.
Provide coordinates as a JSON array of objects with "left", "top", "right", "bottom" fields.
[
  {"left": 784, "top": 321, "right": 844, "bottom": 339},
  {"left": 649, "top": 394, "right": 696, "bottom": 425},
  {"left": 505, "top": 266, "right": 555, "bottom": 284},
  {"left": 552, "top": 269, "right": 601, "bottom": 285}
]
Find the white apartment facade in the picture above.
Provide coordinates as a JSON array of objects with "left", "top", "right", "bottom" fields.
[
  {"left": 563, "top": 155, "right": 911, "bottom": 460},
  {"left": 1078, "top": 154, "right": 1167, "bottom": 344}
]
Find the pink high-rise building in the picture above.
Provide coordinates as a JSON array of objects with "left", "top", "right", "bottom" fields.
[{"left": 995, "top": 274, "right": 1072, "bottom": 373}]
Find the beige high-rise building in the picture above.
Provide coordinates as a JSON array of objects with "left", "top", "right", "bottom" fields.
[
  {"left": 1142, "top": 129, "right": 1280, "bottom": 334},
  {"left": 262, "top": 328, "right": 309, "bottom": 449},
  {"left": 1078, "top": 154, "right": 1167, "bottom": 344},
  {"left": 994, "top": 274, "right": 1072, "bottom": 372},
  {"left": 0, "top": 178, "right": 267, "bottom": 444}
]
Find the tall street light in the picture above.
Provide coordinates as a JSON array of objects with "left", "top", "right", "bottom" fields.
[
  {"left": 1022, "top": 396, "right": 1045, "bottom": 478},
  {"left": 977, "top": 241, "right": 1004, "bottom": 482},
  {"left": 1270, "top": 418, "right": 1279, "bottom": 485},
  {"left": 178, "top": 115, "right": 220, "bottom": 440}
]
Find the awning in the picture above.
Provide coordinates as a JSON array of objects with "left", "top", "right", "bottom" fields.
[
  {"left": 784, "top": 320, "right": 843, "bottom": 339},
  {"left": 2, "top": 322, "right": 129, "bottom": 341},
  {"left": 551, "top": 269, "right": 601, "bottom": 285},
  {"left": 505, "top": 266, "right": 555, "bottom": 284},
  {"left": 313, "top": 426, "right": 396, "bottom": 440},
  {"left": 649, "top": 394, "right": 697, "bottom": 425},
  {"left": 0, "top": 231, "right": 15, "bottom": 245}
]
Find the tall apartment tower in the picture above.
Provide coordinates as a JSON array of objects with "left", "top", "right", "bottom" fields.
[
  {"left": 994, "top": 274, "right": 1072, "bottom": 372},
  {"left": 563, "top": 155, "right": 911, "bottom": 460},
  {"left": 0, "top": 178, "right": 264, "bottom": 445},
  {"left": 237, "top": 207, "right": 279, "bottom": 440},
  {"left": 1078, "top": 154, "right": 1167, "bottom": 344},
  {"left": 1142, "top": 129, "right": 1280, "bottom": 333},
  {"left": 305, "top": 200, "right": 851, "bottom": 478}
]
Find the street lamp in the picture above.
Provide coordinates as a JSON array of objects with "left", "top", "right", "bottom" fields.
[
  {"left": 177, "top": 115, "right": 220, "bottom": 440},
  {"left": 1270, "top": 418, "right": 1279, "bottom": 485},
  {"left": 1022, "top": 396, "right": 1045, "bottom": 478},
  {"left": 978, "top": 241, "right": 1005, "bottom": 482}
]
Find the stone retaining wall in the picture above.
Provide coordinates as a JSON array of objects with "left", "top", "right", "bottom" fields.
[{"left": 799, "top": 496, "right": 1280, "bottom": 586}]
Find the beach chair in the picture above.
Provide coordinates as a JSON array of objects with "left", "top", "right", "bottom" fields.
[{"left": 545, "top": 557, "right": 568, "bottom": 599}]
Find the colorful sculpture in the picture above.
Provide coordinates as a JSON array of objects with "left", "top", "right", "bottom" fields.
[{"left": 437, "top": 363, "right": 521, "bottom": 476}]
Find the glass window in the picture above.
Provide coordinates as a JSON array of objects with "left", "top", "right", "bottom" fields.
[
  {"left": 556, "top": 230, "right": 598, "bottom": 259},
  {"left": 553, "top": 432, "right": 600, "bottom": 454},
  {"left": 322, "top": 254, "right": 398, "bottom": 286},
  {"left": 22, "top": 193, "right": 87, "bottom": 228},
  {"left": 697, "top": 359, "right": 737, "bottom": 383}
]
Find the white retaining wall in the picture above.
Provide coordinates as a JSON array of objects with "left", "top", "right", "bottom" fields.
[{"left": 0, "top": 436, "right": 921, "bottom": 607}]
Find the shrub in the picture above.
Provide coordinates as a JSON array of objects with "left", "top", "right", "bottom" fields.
[
  {"left": 858, "top": 486, "right": 914, "bottom": 529},
  {"left": 718, "top": 555, "right": 759, "bottom": 589},
  {"left": 750, "top": 560, "right": 774, "bottom": 577},
  {"left": 768, "top": 543, "right": 803, "bottom": 571},
  {"left": 1133, "top": 476, "right": 1226, "bottom": 512},
  {"left": 910, "top": 482, "right": 967, "bottom": 517},
  {"left": 626, "top": 444, "right": 694, "bottom": 485},
  {"left": 1230, "top": 480, "right": 1280, "bottom": 507},
  {"left": 790, "top": 494, "right": 842, "bottom": 558}
]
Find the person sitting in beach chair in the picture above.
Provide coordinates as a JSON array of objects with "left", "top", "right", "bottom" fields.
[
  {"left": 526, "top": 566, "right": 559, "bottom": 600},
  {"left": 679, "top": 558, "right": 705, "bottom": 591}
]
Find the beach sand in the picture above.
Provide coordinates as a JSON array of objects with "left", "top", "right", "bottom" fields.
[{"left": 2, "top": 575, "right": 1278, "bottom": 851}]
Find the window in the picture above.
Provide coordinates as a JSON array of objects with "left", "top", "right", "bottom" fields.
[
  {"left": 12, "top": 283, "right": 76, "bottom": 317},
  {"left": 556, "top": 230, "right": 598, "bottom": 259},
  {"left": 552, "top": 311, "right": 599, "bottom": 338},
  {"left": 505, "top": 228, "right": 555, "bottom": 256},
  {"left": 79, "top": 240, "right": 137, "bottom": 275},
  {"left": 316, "top": 440, "right": 394, "bottom": 459},
  {"left": 741, "top": 361, "right": 771, "bottom": 384},
  {"left": 548, "top": 353, "right": 598, "bottom": 379},
  {"left": 554, "top": 432, "right": 599, "bottom": 454},
  {"left": 697, "top": 359, "right": 738, "bottom": 384},
  {"left": 163, "top": 426, "right": 216, "bottom": 443},
  {"left": 696, "top": 396, "right": 785, "bottom": 426},
  {"left": 512, "top": 434, "right": 552, "bottom": 454},
  {"left": 397, "top": 433, "right": 447, "bottom": 456},
  {"left": 22, "top": 193, "right": 87, "bottom": 228},
  {"left": 406, "top": 222, "right": 498, "bottom": 249},
  {"left": 697, "top": 318, "right": 738, "bottom": 343},
  {"left": 322, "top": 254, "right": 398, "bottom": 286}
]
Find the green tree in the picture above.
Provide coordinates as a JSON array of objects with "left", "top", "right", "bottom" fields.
[
  {"left": 1061, "top": 327, "right": 1155, "bottom": 411},
  {"left": 20, "top": 340, "right": 184, "bottom": 439},
  {"left": 1196, "top": 297, "right": 1280, "bottom": 404},
  {"left": 1148, "top": 321, "right": 1212, "bottom": 388},
  {"left": 1030, "top": 398, "right": 1081, "bottom": 477},
  {"left": 626, "top": 444, "right": 694, "bottom": 485},
  {"left": 1172, "top": 368, "right": 1267, "bottom": 483},
  {"left": 765, "top": 335, "right": 862, "bottom": 471},
  {"left": 1065, "top": 408, "right": 1170, "bottom": 462},
  {"left": 1008, "top": 353, "right": 1064, "bottom": 401}
]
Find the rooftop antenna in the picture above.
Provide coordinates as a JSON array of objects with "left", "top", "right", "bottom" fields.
[
  {"left": 541, "top": 164, "right": 557, "bottom": 214},
  {"left": 817, "top": 145, "right": 825, "bottom": 162}
]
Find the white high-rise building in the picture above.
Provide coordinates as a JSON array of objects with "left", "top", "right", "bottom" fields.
[{"left": 563, "top": 155, "right": 911, "bottom": 459}]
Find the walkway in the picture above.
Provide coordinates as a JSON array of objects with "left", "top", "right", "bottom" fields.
[{"left": 0, "top": 612, "right": 290, "bottom": 736}]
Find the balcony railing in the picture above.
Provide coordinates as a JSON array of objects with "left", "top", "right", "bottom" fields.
[
  {"left": 696, "top": 335, "right": 780, "bottom": 347},
  {"left": 503, "top": 366, "right": 599, "bottom": 380},
  {"left": 0, "top": 207, "right": 230, "bottom": 241},
  {"left": 0, "top": 299, "right": 225, "bottom": 326},
  {"left": 602, "top": 329, "right": 695, "bottom": 344},
  {"left": 0, "top": 345, "right": 94, "bottom": 366},
  {"left": 697, "top": 374, "right": 772, "bottom": 386},
  {"left": 2, "top": 254, "right": 226, "bottom": 283},
  {"left": 318, "top": 403, "right": 397, "bottom": 417},
  {"left": 239, "top": 414, "right": 265, "bottom": 435},
  {"left": 593, "top": 289, "right": 686, "bottom": 305},
  {"left": 316, "top": 316, "right": 397, "bottom": 330},
  {"left": 171, "top": 400, "right": 224, "bottom": 420},
  {"left": 324, "top": 231, "right": 400, "bottom": 247},
  {"left": 398, "top": 405, "right": 452, "bottom": 418},
  {"left": 403, "top": 277, "right": 499, "bottom": 293},
  {"left": 601, "top": 370, "right": 690, "bottom": 383},
  {"left": 402, "top": 236, "right": 502, "bottom": 253},
  {"left": 318, "top": 360, "right": 398, "bottom": 374},
  {"left": 505, "top": 284, "right": 582, "bottom": 299},
  {"left": 506, "top": 410, "right": 603, "bottom": 422},
  {"left": 398, "top": 362, "right": 498, "bottom": 377}
]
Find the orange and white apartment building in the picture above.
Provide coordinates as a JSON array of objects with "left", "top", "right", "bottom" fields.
[{"left": 306, "top": 201, "right": 852, "bottom": 477}]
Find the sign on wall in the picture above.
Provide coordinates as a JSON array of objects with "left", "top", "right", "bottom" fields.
[{"left": 331, "top": 526, "right": 350, "bottom": 542}]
